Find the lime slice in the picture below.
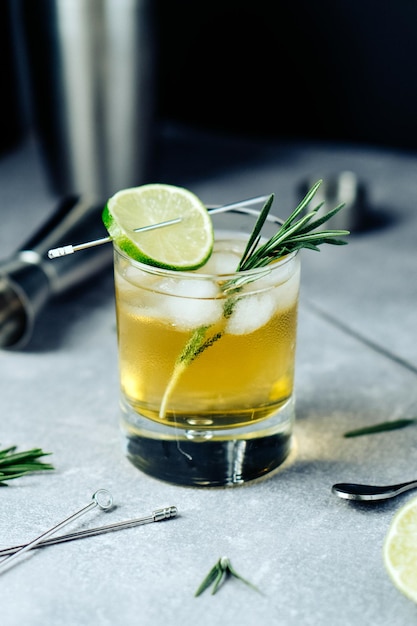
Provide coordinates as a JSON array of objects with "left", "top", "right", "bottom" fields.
[
  {"left": 102, "top": 184, "right": 214, "bottom": 270},
  {"left": 383, "top": 494, "right": 417, "bottom": 603}
]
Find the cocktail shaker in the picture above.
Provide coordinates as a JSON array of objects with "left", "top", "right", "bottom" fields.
[
  {"left": 0, "top": 196, "right": 112, "bottom": 349},
  {"left": 19, "top": 0, "right": 155, "bottom": 200},
  {"left": 298, "top": 171, "right": 368, "bottom": 232}
]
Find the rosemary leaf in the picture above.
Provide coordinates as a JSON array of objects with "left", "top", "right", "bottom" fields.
[
  {"left": 0, "top": 463, "right": 55, "bottom": 475},
  {"left": 344, "top": 418, "right": 416, "bottom": 438},
  {"left": 222, "top": 557, "right": 261, "bottom": 594},
  {"left": 194, "top": 561, "right": 222, "bottom": 597},
  {"left": 0, "top": 446, "right": 17, "bottom": 456},
  {"left": 211, "top": 566, "right": 226, "bottom": 595},
  {"left": 0, "top": 472, "right": 29, "bottom": 482},
  {"left": 278, "top": 179, "right": 322, "bottom": 230},
  {"left": 238, "top": 194, "right": 274, "bottom": 269},
  {"left": 297, "top": 202, "right": 345, "bottom": 233},
  {"left": 178, "top": 325, "right": 210, "bottom": 364},
  {"left": 0, "top": 448, "right": 52, "bottom": 467}
]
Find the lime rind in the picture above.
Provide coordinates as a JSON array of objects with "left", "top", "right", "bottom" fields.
[
  {"left": 102, "top": 184, "right": 214, "bottom": 270},
  {"left": 383, "top": 494, "right": 417, "bottom": 604}
]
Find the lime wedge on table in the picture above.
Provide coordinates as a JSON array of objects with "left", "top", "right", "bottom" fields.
[
  {"left": 383, "top": 494, "right": 417, "bottom": 603},
  {"left": 102, "top": 184, "right": 214, "bottom": 270}
]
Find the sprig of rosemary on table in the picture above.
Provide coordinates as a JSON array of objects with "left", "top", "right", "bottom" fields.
[
  {"left": 159, "top": 180, "right": 349, "bottom": 418},
  {"left": 0, "top": 446, "right": 54, "bottom": 486},
  {"left": 195, "top": 557, "right": 261, "bottom": 597}
]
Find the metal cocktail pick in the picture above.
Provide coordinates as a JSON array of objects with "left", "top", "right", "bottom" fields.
[
  {"left": 47, "top": 195, "right": 270, "bottom": 259},
  {"left": 0, "top": 489, "right": 113, "bottom": 574},
  {"left": 0, "top": 505, "right": 178, "bottom": 557},
  {"left": 47, "top": 217, "right": 183, "bottom": 258}
]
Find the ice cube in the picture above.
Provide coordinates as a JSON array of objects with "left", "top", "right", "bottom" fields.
[
  {"left": 226, "top": 292, "right": 276, "bottom": 335},
  {"left": 158, "top": 278, "right": 223, "bottom": 330},
  {"left": 225, "top": 268, "right": 300, "bottom": 335},
  {"left": 272, "top": 269, "right": 300, "bottom": 310},
  {"left": 122, "top": 263, "right": 156, "bottom": 289},
  {"left": 156, "top": 277, "right": 217, "bottom": 298},
  {"left": 244, "top": 263, "right": 300, "bottom": 306},
  {"left": 198, "top": 251, "right": 240, "bottom": 275},
  {"left": 249, "top": 257, "right": 298, "bottom": 291},
  {"left": 116, "top": 264, "right": 163, "bottom": 314}
]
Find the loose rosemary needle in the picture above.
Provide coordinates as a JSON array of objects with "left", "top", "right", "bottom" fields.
[
  {"left": 344, "top": 418, "right": 417, "bottom": 438},
  {"left": 0, "top": 446, "right": 54, "bottom": 486},
  {"left": 195, "top": 557, "right": 261, "bottom": 597}
]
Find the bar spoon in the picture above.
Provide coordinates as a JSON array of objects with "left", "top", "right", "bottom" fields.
[{"left": 332, "top": 480, "right": 417, "bottom": 501}]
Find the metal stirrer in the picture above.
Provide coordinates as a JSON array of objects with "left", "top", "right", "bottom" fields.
[
  {"left": 207, "top": 195, "right": 270, "bottom": 214},
  {"left": 47, "top": 195, "right": 271, "bottom": 259},
  {"left": 48, "top": 217, "right": 183, "bottom": 258},
  {"left": 0, "top": 489, "right": 113, "bottom": 574},
  {"left": 0, "top": 505, "right": 178, "bottom": 557}
]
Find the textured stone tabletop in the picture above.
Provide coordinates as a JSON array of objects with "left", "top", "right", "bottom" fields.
[{"left": 1, "top": 126, "right": 417, "bottom": 625}]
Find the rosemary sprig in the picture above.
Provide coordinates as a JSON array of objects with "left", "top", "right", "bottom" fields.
[
  {"left": 195, "top": 556, "right": 261, "bottom": 596},
  {"left": 0, "top": 445, "right": 54, "bottom": 486},
  {"left": 238, "top": 180, "right": 348, "bottom": 271},
  {"left": 159, "top": 180, "right": 349, "bottom": 418},
  {"left": 344, "top": 418, "right": 417, "bottom": 438}
]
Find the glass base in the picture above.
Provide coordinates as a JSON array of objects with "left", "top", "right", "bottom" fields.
[{"left": 120, "top": 397, "right": 295, "bottom": 487}]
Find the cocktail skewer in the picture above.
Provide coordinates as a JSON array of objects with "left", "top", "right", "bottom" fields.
[
  {"left": 207, "top": 195, "right": 270, "bottom": 214},
  {"left": 47, "top": 195, "right": 271, "bottom": 259},
  {"left": 0, "top": 489, "right": 113, "bottom": 574},
  {"left": 0, "top": 505, "right": 178, "bottom": 557},
  {"left": 48, "top": 217, "right": 183, "bottom": 258}
]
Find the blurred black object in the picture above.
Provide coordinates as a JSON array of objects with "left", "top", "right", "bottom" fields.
[
  {"left": 0, "top": 197, "right": 112, "bottom": 349},
  {"left": 7, "top": 0, "right": 417, "bottom": 156},
  {"left": 0, "top": 1, "right": 26, "bottom": 154},
  {"left": 298, "top": 172, "right": 368, "bottom": 233},
  {"left": 155, "top": 0, "right": 417, "bottom": 151},
  {"left": 298, "top": 172, "right": 395, "bottom": 234}
]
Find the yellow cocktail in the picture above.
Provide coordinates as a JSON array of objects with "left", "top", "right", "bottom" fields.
[{"left": 114, "top": 228, "right": 300, "bottom": 486}]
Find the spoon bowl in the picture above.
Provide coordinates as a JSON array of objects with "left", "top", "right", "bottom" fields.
[{"left": 332, "top": 479, "right": 417, "bottom": 501}]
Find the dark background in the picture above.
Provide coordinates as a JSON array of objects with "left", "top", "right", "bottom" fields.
[
  {"left": 155, "top": 0, "right": 417, "bottom": 149},
  {"left": 2, "top": 0, "right": 417, "bottom": 153}
]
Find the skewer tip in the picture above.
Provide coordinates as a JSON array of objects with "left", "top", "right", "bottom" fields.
[{"left": 48, "top": 245, "right": 74, "bottom": 259}]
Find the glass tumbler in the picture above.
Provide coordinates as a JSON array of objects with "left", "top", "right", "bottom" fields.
[{"left": 112, "top": 210, "right": 300, "bottom": 486}]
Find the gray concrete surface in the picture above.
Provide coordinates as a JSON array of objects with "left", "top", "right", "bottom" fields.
[{"left": 1, "top": 125, "right": 417, "bottom": 625}]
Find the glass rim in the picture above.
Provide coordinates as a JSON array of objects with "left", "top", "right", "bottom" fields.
[
  {"left": 113, "top": 205, "right": 298, "bottom": 279},
  {"left": 114, "top": 244, "right": 298, "bottom": 280}
]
